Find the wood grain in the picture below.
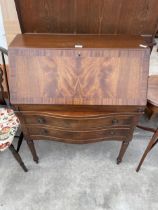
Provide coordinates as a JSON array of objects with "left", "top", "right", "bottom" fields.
[
  {"left": 27, "top": 125, "right": 131, "bottom": 143},
  {"left": 14, "top": 0, "right": 158, "bottom": 36},
  {"left": 14, "top": 105, "right": 145, "bottom": 113},
  {"left": 21, "top": 112, "right": 138, "bottom": 130},
  {"left": 14, "top": 104, "right": 141, "bottom": 146},
  {"left": 9, "top": 34, "right": 147, "bottom": 49},
  {"left": 9, "top": 34, "right": 150, "bottom": 106}
]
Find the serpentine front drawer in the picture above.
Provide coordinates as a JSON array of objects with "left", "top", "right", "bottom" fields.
[{"left": 21, "top": 111, "right": 139, "bottom": 130}]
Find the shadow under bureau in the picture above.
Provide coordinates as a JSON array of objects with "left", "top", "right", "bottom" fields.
[{"left": 8, "top": 34, "right": 150, "bottom": 163}]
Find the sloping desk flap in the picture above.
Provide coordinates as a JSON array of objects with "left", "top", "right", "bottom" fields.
[{"left": 9, "top": 34, "right": 150, "bottom": 106}]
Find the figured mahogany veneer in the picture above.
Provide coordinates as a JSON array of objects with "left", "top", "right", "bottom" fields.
[{"left": 9, "top": 34, "right": 150, "bottom": 106}]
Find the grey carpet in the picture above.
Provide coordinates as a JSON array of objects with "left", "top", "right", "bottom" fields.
[{"left": 0, "top": 115, "right": 158, "bottom": 210}]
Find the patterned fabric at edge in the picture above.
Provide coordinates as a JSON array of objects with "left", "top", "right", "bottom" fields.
[{"left": 0, "top": 108, "right": 19, "bottom": 151}]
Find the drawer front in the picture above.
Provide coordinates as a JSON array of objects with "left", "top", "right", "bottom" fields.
[
  {"left": 22, "top": 112, "right": 138, "bottom": 131},
  {"left": 27, "top": 126, "right": 131, "bottom": 143}
]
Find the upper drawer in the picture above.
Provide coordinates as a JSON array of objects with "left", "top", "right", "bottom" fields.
[{"left": 21, "top": 112, "right": 139, "bottom": 131}]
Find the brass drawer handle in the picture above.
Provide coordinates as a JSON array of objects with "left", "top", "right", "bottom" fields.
[
  {"left": 112, "top": 119, "right": 118, "bottom": 125},
  {"left": 37, "top": 117, "right": 46, "bottom": 124}
]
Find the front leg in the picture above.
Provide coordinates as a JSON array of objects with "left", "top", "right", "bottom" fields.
[
  {"left": 26, "top": 139, "right": 39, "bottom": 163},
  {"left": 116, "top": 141, "right": 129, "bottom": 164}
]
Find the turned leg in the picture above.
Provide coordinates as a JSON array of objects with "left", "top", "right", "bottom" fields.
[
  {"left": 26, "top": 139, "right": 39, "bottom": 163},
  {"left": 16, "top": 132, "right": 24, "bottom": 152},
  {"left": 136, "top": 129, "right": 158, "bottom": 172},
  {"left": 117, "top": 141, "right": 129, "bottom": 164},
  {"left": 9, "top": 144, "right": 28, "bottom": 172}
]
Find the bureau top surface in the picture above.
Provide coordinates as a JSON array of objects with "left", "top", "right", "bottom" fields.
[{"left": 9, "top": 34, "right": 146, "bottom": 49}]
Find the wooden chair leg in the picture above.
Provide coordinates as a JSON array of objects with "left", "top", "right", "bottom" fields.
[
  {"left": 17, "top": 132, "right": 24, "bottom": 152},
  {"left": 9, "top": 144, "right": 28, "bottom": 172},
  {"left": 116, "top": 141, "right": 129, "bottom": 164},
  {"left": 26, "top": 139, "right": 39, "bottom": 163},
  {"left": 136, "top": 129, "right": 158, "bottom": 172}
]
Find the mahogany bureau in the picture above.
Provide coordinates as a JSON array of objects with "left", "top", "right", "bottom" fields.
[
  {"left": 8, "top": 0, "right": 158, "bottom": 164},
  {"left": 8, "top": 34, "right": 150, "bottom": 163}
]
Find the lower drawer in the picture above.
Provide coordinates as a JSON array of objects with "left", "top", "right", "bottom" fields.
[{"left": 27, "top": 126, "right": 132, "bottom": 143}]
